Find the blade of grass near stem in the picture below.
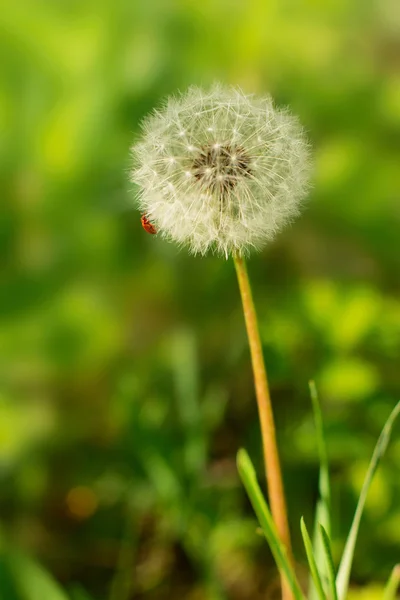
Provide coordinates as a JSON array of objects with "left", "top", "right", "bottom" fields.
[
  {"left": 336, "top": 401, "right": 400, "bottom": 600},
  {"left": 319, "top": 525, "right": 338, "bottom": 600},
  {"left": 310, "top": 381, "right": 331, "bottom": 534},
  {"left": 237, "top": 449, "right": 305, "bottom": 600},
  {"left": 309, "top": 381, "right": 331, "bottom": 600},
  {"left": 300, "top": 517, "right": 326, "bottom": 600},
  {"left": 383, "top": 565, "right": 400, "bottom": 600}
]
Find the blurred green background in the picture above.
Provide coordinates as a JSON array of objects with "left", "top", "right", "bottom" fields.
[{"left": 1, "top": 0, "right": 399, "bottom": 599}]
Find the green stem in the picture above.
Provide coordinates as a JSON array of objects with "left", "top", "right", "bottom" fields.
[{"left": 233, "top": 254, "right": 293, "bottom": 600}]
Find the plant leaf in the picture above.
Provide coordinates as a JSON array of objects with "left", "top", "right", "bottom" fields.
[
  {"left": 300, "top": 517, "right": 326, "bottom": 600},
  {"left": 336, "top": 401, "right": 400, "bottom": 600},
  {"left": 7, "top": 550, "right": 70, "bottom": 600},
  {"left": 383, "top": 564, "right": 400, "bottom": 600},
  {"left": 309, "top": 381, "right": 331, "bottom": 600},
  {"left": 319, "top": 524, "right": 338, "bottom": 600},
  {"left": 237, "top": 449, "right": 305, "bottom": 600}
]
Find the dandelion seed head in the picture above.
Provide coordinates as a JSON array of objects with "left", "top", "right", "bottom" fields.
[{"left": 131, "top": 84, "right": 311, "bottom": 257}]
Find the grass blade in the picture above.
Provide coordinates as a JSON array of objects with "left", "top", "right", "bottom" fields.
[
  {"left": 336, "top": 401, "right": 400, "bottom": 600},
  {"left": 300, "top": 517, "right": 326, "bottom": 600},
  {"left": 383, "top": 565, "right": 400, "bottom": 600},
  {"left": 319, "top": 524, "right": 338, "bottom": 600},
  {"left": 310, "top": 381, "right": 331, "bottom": 533},
  {"left": 237, "top": 449, "right": 305, "bottom": 600},
  {"left": 309, "top": 381, "right": 331, "bottom": 600},
  {"left": 7, "top": 550, "right": 70, "bottom": 600}
]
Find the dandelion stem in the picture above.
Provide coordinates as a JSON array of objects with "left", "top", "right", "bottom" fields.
[{"left": 233, "top": 254, "right": 293, "bottom": 600}]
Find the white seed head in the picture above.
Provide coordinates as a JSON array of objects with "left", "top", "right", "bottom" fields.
[{"left": 131, "top": 84, "right": 311, "bottom": 257}]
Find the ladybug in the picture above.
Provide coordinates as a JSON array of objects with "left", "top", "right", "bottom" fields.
[{"left": 141, "top": 214, "right": 157, "bottom": 235}]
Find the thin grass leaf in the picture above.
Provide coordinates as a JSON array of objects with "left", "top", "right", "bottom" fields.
[
  {"left": 309, "top": 382, "right": 331, "bottom": 526},
  {"left": 310, "top": 381, "right": 331, "bottom": 535},
  {"left": 7, "top": 551, "right": 70, "bottom": 600},
  {"left": 237, "top": 449, "right": 305, "bottom": 600},
  {"left": 336, "top": 401, "right": 400, "bottom": 600},
  {"left": 383, "top": 565, "right": 400, "bottom": 600},
  {"left": 300, "top": 517, "right": 326, "bottom": 600},
  {"left": 309, "top": 381, "right": 331, "bottom": 600},
  {"left": 319, "top": 524, "right": 338, "bottom": 600}
]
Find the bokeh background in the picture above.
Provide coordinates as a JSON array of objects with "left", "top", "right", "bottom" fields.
[{"left": 1, "top": 1, "right": 399, "bottom": 599}]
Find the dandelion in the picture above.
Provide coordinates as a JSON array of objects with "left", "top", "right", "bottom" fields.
[
  {"left": 131, "top": 84, "right": 310, "bottom": 257},
  {"left": 131, "top": 85, "right": 311, "bottom": 600}
]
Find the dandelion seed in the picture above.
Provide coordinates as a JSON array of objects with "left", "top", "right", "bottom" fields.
[{"left": 131, "top": 84, "right": 311, "bottom": 257}]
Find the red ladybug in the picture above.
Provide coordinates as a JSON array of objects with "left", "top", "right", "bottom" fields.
[{"left": 141, "top": 215, "right": 157, "bottom": 235}]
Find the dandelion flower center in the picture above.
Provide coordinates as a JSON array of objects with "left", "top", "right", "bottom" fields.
[{"left": 191, "top": 144, "right": 252, "bottom": 196}]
